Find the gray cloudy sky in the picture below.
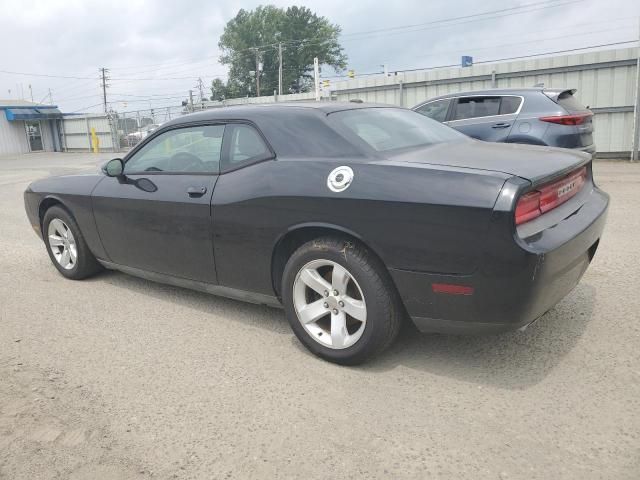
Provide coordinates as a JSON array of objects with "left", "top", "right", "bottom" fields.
[{"left": 0, "top": 0, "right": 637, "bottom": 113}]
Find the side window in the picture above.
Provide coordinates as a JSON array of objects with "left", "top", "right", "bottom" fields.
[
  {"left": 223, "top": 124, "right": 272, "bottom": 170},
  {"left": 124, "top": 125, "right": 224, "bottom": 174},
  {"left": 415, "top": 99, "right": 451, "bottom": 122},
  {"left": 452, "top": 97, "right": 501, "bottom": 121},
  {"left": 499, "top": 96, "right": 523, "bottom": 115}
]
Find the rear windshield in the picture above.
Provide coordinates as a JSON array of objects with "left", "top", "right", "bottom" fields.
[
  {"left": 556, "top": 91, "right": 587, "bottom": 113},
  {"left": 329, "top": 108, "right": 466, "bottom": 152}
]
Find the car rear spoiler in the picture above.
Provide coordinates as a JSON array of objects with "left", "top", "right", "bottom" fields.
[{"left": 542, "top": 88, "right": 577, "bottom": 102}]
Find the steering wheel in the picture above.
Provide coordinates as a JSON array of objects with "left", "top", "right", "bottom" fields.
[{"left": 168, "top": 152, "right": 204, "bottom": 172}]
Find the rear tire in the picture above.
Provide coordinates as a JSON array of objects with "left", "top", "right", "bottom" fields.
[
  {"left": 282, "top": 236, "right": 402, "bottom": 365},
  {"left": 42, "top": 206, "right": 103, "bottom": 280}
]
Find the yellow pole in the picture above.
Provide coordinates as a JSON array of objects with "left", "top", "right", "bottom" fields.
[{"left": 90, "top": 127, "right": 100, "bottom": 153}]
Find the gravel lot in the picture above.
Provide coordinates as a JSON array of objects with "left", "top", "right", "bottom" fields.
[{"left": 0, "top": 152, "right": 638, "bottom": 479}]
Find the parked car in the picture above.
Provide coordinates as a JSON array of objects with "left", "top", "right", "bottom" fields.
[
  {"left": 24, "top": 103, "right": 608, "bottom": 365},
  {"left": 413, "top": 88, "right": 595, "bottom": 154},
  {"left": 124, "top": 123, "right": 161, "bottom": 146}
]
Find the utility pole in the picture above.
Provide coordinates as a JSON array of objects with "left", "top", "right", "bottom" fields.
[
  {"left": 631, "top": 16, "right": 640, "bottom": 162},
  {"left": 188, "top": 90, "right": 194, "bottom": 112},
  {"left": 196, "top": 77, "right": 205, "bottom": 109},
  {"left": 99, "top": 67, "right": 110, "bottom": 113},
  {"left": 254, "top": 48, "right": 261, "bottom": 97},
  {"left": 313, "top": 57, "right": 320, "bottom": 102},
  {"left": 278, "top": 43, "right": 283, "bottom": 96},
  {"left": 48, "top": 88, "right": 53, "bottom": 105}
]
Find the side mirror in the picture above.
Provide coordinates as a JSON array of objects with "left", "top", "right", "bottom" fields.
[{"left": 102, "top": 158, "right": 124, "bottom": 177}]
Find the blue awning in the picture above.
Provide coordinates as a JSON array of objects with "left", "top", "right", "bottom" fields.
[{"left": 4, "top": 107, "right": 62, "bottom": 121}]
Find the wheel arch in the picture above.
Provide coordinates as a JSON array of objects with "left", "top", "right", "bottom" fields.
[
  {"left": 38, "top": 195, "right": 71, "bottom": 234},
  {"left": 270, "top": 222, "right": 392, "bottom": 299}
]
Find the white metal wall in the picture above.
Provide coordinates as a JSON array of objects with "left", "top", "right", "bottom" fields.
[
  {"left": 121, "top": 47, "right": 639, "bottom": 155},
  {"left": 40, "top": 120, "right": 56, "bottom": 153},
  {"left": 0, "top": 116, "right": 59, "bottom": 156},
  {"left": 0, "top": 114, "right": 29, "bottom": 155},
  {"left": 330, "top": 47, "right": 639, "bottom": 154},
  {"left": 60, "top": 114, "right": 117, "bottom": 152}
]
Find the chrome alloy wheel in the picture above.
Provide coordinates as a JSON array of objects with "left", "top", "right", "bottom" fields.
[
  {"left": 47, "top": 218, "right": 77, "bottom": 270},
  {"left": 292, "top": 259, "right": 367, "bottom": 349}
]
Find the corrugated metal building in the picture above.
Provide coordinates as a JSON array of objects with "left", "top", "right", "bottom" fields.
[
  {"left": 200, "top": 47, "right": 638, "bottom": 156},
  {"left": 0, "top": 100, "right": 63, "bottom": 156},
  {"left": 331, "top": 47, "right": 639, "bottom": 156}
]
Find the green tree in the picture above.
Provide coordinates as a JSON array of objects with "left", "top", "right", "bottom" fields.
[
  {"left": 217, "top": 5, "right": 347, "bottom": 97},
  {"left": 209, "top": 78, "right": 229, "bottom": 101}
]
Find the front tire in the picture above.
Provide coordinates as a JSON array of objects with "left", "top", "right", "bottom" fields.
[
  {"left": 282, "top": 237, "right": 402, "bottom": 365},
  {"left": 42, "top": 206, "right": 103, "bottom": 280}
]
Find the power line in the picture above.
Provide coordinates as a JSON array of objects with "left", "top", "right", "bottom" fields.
[
  {"left": 104, "top": 0, "right": 572, "bottom": 75},
  {"left": 329, "top": 39, "right": 639, "bottom": 79},
  {"left": 341, "top": 0, "right": 574, "bottom": 37},
  {"left": 111, "top": 62, "right": 228, "bottom": 79},
  {"left": 411, "top": 26, "right": 636, "bottom": 60},
  {"left": 469, "top": 40, "right": 640, "bottom": 66},
  {"left": 0, "top": 0, "right": 606, "bottom": 86},
  {"left": 108, "top": 92, "right": 189, "bottom": 98},
  {"left": 0, "top": 69, "right": 226, "bottom": 81},
  {"left": 219, "top": 0, "right": 582, "bottom": 56},
  {"left": 108, "top": 97, "right": 187, "bottom": 105},
  {"left": 72, "top": 102, "right": 105, "bottom": 113},
  {"left": 102, "top": 8, "right": 631, "bottom": 83}
]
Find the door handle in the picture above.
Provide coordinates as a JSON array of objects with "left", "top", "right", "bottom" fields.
[
  {"left": 187, "top": 186, "right": 207, "bottom": 197},
  {"left": 492, "top": 122, "right": 511, "bottom": 129}
]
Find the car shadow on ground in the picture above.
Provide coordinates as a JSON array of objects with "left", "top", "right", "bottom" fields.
[
  {"left": 92, "top": 270, "right": 594, "bottom": 391},
  {"left": 94, "top": 269, "right": 291, "bottom": 335},
  {"left": 364, "top": 283, "right": 596, "bottom": 390}
]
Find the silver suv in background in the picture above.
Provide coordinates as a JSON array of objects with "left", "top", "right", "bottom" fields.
[{"left": 413, "top": 88, "right": 595, "bottom": 154}]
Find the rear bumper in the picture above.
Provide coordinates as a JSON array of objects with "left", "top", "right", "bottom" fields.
[{"left": 392, "top": 185, "right": 609, "bottom": 335}]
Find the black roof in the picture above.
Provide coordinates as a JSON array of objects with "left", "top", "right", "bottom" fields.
[{"left": 163, "top": 101, "right": 396, "bottom": 127}]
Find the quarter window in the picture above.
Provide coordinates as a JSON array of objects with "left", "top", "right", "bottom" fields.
[
  {"left": 330, "top": 108, "right": 466, "bottom": 152},
  {"left": 224, "top": 124, "right": 272, "bottom": 169},
  {"left": 499, "top": 96, "right": 523, "bottom": 115},
  {"left": 452, "top": 97, "right": 501, "bottom": 120},
  {"left": 124, "top": 125, "right": 224, "bottom": 174},
  {"left": 415, "top": 99, "right": 451, "bottom": 122}
]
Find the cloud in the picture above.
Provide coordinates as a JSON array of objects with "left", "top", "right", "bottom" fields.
[{"left": 0, "top": 0, "right": 636, "bottom": 113}]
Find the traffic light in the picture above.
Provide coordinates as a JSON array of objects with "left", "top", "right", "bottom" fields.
[{"left": 347, "top": 70, "right": 355, "bottom": 79}]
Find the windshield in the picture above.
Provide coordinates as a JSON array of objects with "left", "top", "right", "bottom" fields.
[{"left": 329, "top": 107, "right": 467, "bottom": 152}]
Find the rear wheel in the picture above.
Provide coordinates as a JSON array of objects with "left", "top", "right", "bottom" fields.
[
  {"left": 282, "top": 237, "right": 402, "bottom": 365},
  {"left": 43, "top": 206, "right": 102, "bottom": 280}
]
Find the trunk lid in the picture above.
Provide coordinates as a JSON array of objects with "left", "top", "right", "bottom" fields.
[{"left": 389, "top": 140, "right": 591, "bottom": 185}]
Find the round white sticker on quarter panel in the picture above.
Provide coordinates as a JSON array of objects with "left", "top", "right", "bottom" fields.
[{"left": 327, "top": 166, "right": 354, "bottom": 192}]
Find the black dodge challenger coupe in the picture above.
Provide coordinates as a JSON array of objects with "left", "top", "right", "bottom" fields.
[{"left": 24, "top": 102, "right": 609, "bottom": 364}]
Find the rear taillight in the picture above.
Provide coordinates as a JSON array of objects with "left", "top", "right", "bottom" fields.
[
  {"left": 515, "top": 167, "right": 587, "bottom": 226},
  {"left": 515, "top": 191, "right": 542, "bottom": 225},
  {"left": 539, "top": 113, "right": 592, "bottom": 125}
]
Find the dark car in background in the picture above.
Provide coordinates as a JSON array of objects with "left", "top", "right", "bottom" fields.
[
  {"left": 413, "top": 88, "right": 595, "bottom": 154},
  {"left": 24, "top": 103, "right": 608, "bottom": 365}
]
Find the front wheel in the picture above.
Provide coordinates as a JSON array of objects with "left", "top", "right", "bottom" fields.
[
  {"left": 42, "top": 206, "right": 103, "bottom": 280},
  {"left": 282, "top": 237, "right": 402, "bottom": 365}
]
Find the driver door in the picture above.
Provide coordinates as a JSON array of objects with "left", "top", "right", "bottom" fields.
[{"left": 92, "top": 124, "right": 224, "bottom": 283}]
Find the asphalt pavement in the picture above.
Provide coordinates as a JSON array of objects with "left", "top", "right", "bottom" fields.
[{"left": 0, "top": 152, "right": 638, "bottom": 479}]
